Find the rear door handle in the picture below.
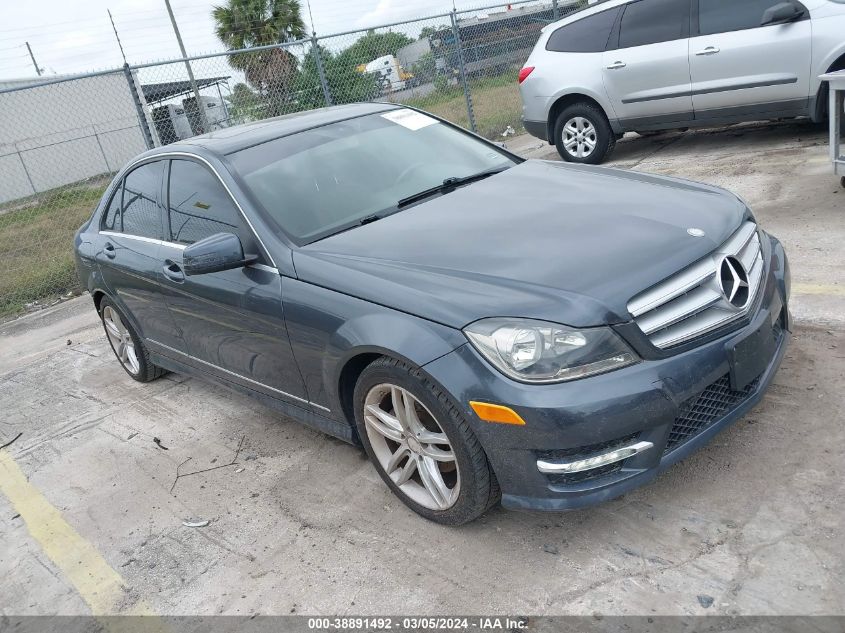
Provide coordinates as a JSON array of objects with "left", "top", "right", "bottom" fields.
[
  {"left": 162, "top": 259, "right": 185, "bottom": 283},
  {"left": 104, "top": 242, "right": 116, "bottom": 259},
  {"left": 695, "top": 46, "right": 720, "bottom": 56},
  {"left": 606, "top": 61, "right": 626, "bottom": 70}
]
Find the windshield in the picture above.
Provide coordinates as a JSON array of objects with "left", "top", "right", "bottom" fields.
[{"left": 228, "top": 109, "right": 517, "bottom": 244}]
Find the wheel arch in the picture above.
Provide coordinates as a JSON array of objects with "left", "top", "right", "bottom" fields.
[
  {"left": 814, "top": 50, "right": 845, "bottom": 121},
  {"left": 325, "top": 314, "right": 466, "bottom": 428},
  {"left": 546, "top": 92, "right": 615, "bottom": 142},
  {"left": 92, "top": 289, "right": 107, "bottom": 313}
]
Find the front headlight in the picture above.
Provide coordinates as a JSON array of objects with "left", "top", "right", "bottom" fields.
[{"left": 463, "top": 318, "right": 638, "bottom": 384}]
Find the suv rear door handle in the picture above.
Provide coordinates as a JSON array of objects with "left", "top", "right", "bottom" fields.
[
  {"left": 162, "top": 260, "right": 185, "bottom": 283},
  {"left": 104, "top": 242, "right": 116, "bottom": 259},
  {"left": 606, "top": 61, "right": 626, "bottom": 70},
  {"left": 695, "top": 46, "right": 720, "bottom": 56}
]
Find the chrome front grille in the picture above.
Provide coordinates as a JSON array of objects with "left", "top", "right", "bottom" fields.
[{"left": 628, "top": 222, "right": 764, "bottom": 349}]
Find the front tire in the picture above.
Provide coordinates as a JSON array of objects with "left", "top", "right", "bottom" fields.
[
  {"left": 554, "top": 102, "right": 615, "bottom": 164},
  {"left": 353, "top": 357, "right": 499, "bottom": 525},
  {"left": 99, "top": 298, "right": 165, "bottom": 383}
]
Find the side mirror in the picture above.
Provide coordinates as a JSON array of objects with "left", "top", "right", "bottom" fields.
[
  {"left": 182, "top": 232, "right": 257, "bottom": 276},
  {"left": 761, "top": 2, "right": 804, "bottom": 26}
]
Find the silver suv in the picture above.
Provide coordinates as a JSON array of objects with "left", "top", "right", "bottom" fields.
[{"left": 519, "top": 0, "right": 845, "bottom": 164}]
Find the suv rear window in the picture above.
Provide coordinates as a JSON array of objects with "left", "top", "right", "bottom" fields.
[
  {"left": 546, "top": 7, "right": 620, "bottom": 53},
  {"left": 618, "top": 0, "right": 688, "bottom": 48}
]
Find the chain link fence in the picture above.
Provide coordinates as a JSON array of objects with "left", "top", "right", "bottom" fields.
[{"left": 0, "top": 0, "right": 585, "bottom": 318}]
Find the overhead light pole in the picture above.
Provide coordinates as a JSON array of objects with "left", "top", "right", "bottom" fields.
[
  {"left": 164, "top": 0, "right": 209, "bottom": 133},
  {"left": 25, "top": 42, "right": 42, "bottom": 77}
]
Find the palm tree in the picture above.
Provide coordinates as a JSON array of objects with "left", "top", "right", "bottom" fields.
[{"left": 213, "top": 0, "right": 307, "bottom": 106}]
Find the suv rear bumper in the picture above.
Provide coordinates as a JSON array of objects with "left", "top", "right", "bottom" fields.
[{"left": 523, "top": 119, "right": 548, "bottom": 143}]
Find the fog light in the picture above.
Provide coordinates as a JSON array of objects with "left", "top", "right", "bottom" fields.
[{"left": 537, "top": 441, "right": 654, "bottom": 474}]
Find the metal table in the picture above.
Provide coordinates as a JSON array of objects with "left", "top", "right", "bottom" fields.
[{"left": 820, "top": 69, "right": 845, "bottom": 188}]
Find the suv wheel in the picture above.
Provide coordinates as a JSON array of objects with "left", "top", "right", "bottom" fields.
[
  {"left": 554, "top": 102, "right": 615, "bottom": 165},
  {"left": 99, "top": 298, "right": 165, "bottom": 382},
  {"left": 353, "top": 357, "right": 499, "bottom": 525}
]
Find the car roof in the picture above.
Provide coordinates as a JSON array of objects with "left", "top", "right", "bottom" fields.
[{"left": 151, "top": 102, "right": 401, "bottom": 157}]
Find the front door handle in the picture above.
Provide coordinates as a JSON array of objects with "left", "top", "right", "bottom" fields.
[
  {"left": 606, "top": 61, "right": 626, "bottom": 70},
  {"left": 162, "top": 260, "right": 185, "bottom": 283},
  {"left": 103, "top": 242, "right": 116, "bottom": 259},
  {"left": 695, "top": 46, "right": 720, "bottom": 56}
]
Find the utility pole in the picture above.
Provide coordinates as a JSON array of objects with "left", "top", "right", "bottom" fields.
[
  {"left": 164, "top": 0, "right": 208, "bottom": 133},
  {"left": 108, "top": 10, "right": 128, "bottom": 65},
  {"left": 25, "top": 42, "right": 42, "bottom": 76}
]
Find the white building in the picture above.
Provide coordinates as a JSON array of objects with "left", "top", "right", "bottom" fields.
[{"left": 0, "top": 71, "right": 151, "bottom": 204}]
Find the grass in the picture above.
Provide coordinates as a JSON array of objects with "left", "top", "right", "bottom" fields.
[
  {"left": 0, "top": 182, "right": 107, "bottom": 318},
  {"left": 406, "top": 70, "right": 525, "bottom": 141}
]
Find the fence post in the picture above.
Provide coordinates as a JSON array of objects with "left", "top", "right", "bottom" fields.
[
  {"left": 92, "top": 126, "right": 112, "bottom": 173},
  {"left": 450, "top": 10, "right": 477, "bottom": 134},
  {"left": 552, "top": 0, "right": 559, "bottom": 20},
  {"left": 15, "top": 144, "right": 37, "bottom": 195},
  {"left": 123, "top": 63, "right": 154, "bottom": 150},
  {"left": 311, "top": 34, "right": 333, "bottom": 107}
]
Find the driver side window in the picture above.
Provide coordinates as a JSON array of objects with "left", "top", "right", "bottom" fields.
[
  {"left": 698, "top": 0, "right": 800, "bottom": 35},
  {"left": 166, "top": 159, "right": 265, "bottom": 262}
]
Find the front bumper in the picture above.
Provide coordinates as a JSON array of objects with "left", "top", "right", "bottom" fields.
[{"left": 422, "top": 234, "right": 790, "bottom": 511}]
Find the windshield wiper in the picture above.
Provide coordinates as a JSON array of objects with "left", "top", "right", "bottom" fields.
[{"left": 396, "top": 167, "right": 508, "bottom": 208}]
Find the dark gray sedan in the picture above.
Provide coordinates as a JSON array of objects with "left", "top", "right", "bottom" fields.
[{"left": 74, "top": 103, "right": 790, "bottom": 525}]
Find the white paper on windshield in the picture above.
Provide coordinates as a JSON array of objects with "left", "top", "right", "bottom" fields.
[{"left": 381, "top": 109, "right": 437, "bottom": 131}]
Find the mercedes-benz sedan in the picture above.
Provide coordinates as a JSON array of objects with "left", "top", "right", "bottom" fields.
[{"left": 74, "top": 103, "right": 790, "bottom": 525}]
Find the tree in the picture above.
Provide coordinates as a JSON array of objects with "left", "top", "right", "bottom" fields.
[
  {"left": 213, "top": 0, "right": 307, "bottom": 113},
  {"left": 419, "top": 25, "right": 448, "bottom": 41},
  {"left": 342, "top": 30, "right": 415, "bottom": 67},
  {"left": 225, "top": 82, "right": 268, "bottom": 123},
  {"left": 292, "top": 45, "right": 381, "bottom": 109}
]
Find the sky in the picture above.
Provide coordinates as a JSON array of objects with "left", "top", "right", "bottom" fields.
[{"left": 0, "top": 0, "right": 483, "bottom": 80}]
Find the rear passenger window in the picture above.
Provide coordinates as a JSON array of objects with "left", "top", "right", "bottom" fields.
[
  {"left": 101, "top": 183, "right": 123, "bottom": 231},
  {"left": 101, "top": 161, "right": 164, "bottom": 239},
  {"left": 618, "top": 0, "right": 688, "bottom": 48},
  {"left": 546, "top": 7, "right": 620, "bottom": 53},
  {"left": 166, "top": 159, "right": 246, "bottom": 246}
]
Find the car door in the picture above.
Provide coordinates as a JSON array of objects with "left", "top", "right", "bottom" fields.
[
  {"left": 689, "top": 0, "right": 812, "bottom": 116},
  {"left": 601, "top": 0, "right": 693, "bottom": 125},
  {"left": 155, "top": 157, "right": 310, "bottom": 406},
  {"left": 96, "top": 160, "right": 185, "bottom": 350}
]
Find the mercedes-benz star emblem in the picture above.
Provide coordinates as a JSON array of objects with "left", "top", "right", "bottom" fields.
[
  {"left": 719, "top": 256, "right": 750, "bottom": 308},
  {"left": 687, "top": 228, "right": 705, "bottom": 237}
]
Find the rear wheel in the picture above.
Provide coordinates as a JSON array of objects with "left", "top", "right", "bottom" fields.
[
  {"left": 554, "top": 102, "right": 615, "bottom": 164},
  {"left": 353, "top": 357, "right": 499, "bottom": 525},
  {"left": 99, "top": 298, "right": 165, "bottom": 382}
]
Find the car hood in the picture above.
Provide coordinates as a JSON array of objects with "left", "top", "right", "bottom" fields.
[{"left": 293, "top": 160, "right": 748, "bottom": 329}]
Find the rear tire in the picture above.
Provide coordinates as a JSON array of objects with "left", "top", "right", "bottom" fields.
[
  {"left": 353, "top": 356, "right": 499, "bottom": 525},
  {"left": 554, "top": 102, "right": 615, "bottom": 164},
  {"left": 99, "top": 297, "right": 165, "bottom": 383}
]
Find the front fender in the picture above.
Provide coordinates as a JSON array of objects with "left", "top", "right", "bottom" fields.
[
  {"left": 281, "top": 277, "right": 465, "bottom": 420},
  {"left": 328, "top": 311, "right": 465, "bottom": 389}
]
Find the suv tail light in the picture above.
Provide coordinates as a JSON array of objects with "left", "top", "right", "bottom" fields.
[{"left": 518, "top": 66, "right": 535, "bottom": 84}]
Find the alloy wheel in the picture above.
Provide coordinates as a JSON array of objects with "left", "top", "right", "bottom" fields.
[
  {"left": 563, "top": 116, "right": 597, "bottom": 159},
  {"left": 102, "top": 306, "right": 140, "bottom": 375},
  {"left": 363, "top": 383, "right": 460, "bottom": 510}
]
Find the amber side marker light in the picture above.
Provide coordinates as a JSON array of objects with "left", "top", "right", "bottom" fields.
[{"left": 469, "top": 401, "right": 526, "bottom": 426}]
